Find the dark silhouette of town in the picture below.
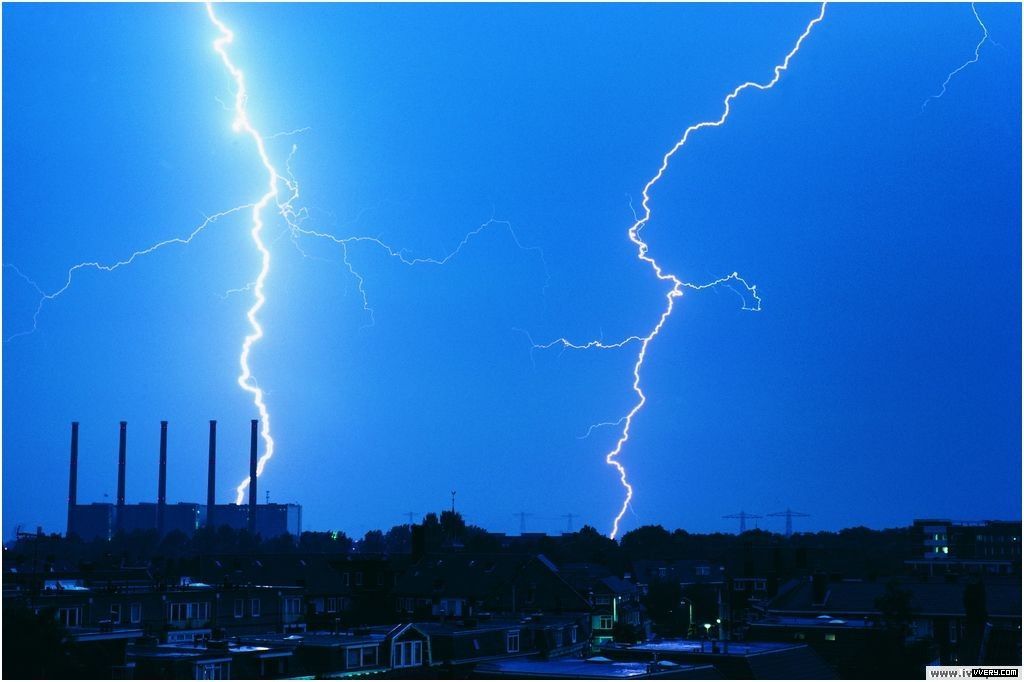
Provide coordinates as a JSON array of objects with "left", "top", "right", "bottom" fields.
[
  {"left": 4, "top": 512, "right": 1021, "bottom": 679},
  {"left": 4, "top": 421, "right": 1021, "bottom": 679}
]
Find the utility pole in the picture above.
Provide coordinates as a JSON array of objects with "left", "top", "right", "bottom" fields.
[
  {"left": 723, "top": 511, "right": 763, "bottom": 534},
  {"left": 767, "top": 508, "right": 810, "bottom": 537},
  {"left": 513, "top": 511, "right": 533, "bottom": 533},
  {"left": 562, "top": 513, "right": 579, "bottom": 532}
]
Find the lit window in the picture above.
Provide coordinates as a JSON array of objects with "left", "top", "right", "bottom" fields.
[
  {"left": 825, "top": 633, "right": 836, "bottom": 641},
  {"left": 598, "top": 615, "right": 613, "bottom": 630},
  {"left": 58, "top": 606, "right": 82, "bottom": 627},
  {"left": 195, "top": 661, "right": 228, "bottom": 680}
]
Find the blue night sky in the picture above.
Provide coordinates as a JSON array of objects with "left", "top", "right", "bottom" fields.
[{"left": 3, "top": 3, "right": 1020, "bottom": 540}]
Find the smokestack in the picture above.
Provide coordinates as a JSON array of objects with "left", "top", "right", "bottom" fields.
[
  {"left": 248, "top": 419, "right": 258, "bottom": 534},
  {"left": 157, "top": 421, "right": 168, "bottom": 535},
  {"left": 206, "top": 420, "right": 217, "bottom": 529},
  {"left": 67, "top": 422, "right": 79, "bottom": 537},
  {"left": 116, "top": 421, "right": 127, "bottom": 531}
]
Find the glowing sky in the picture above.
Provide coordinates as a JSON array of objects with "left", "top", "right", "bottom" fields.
[{"left": 3, "top": 3, "right": 1020, "bottom": 540}]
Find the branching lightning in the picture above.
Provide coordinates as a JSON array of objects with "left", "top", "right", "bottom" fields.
[
  {"left": 922, "top": 3, "right": 990, "bottom": 111},
  {"left": 205, "top": 2, "right": 286, "bottom": 505},
  {"left": 206, "top": 3, "right": 548, "bottom": 503},
  {"left": 3, "top": 206, "right": 251, "bottom": 342},
  {"left": 534, "top": 4, "right": 826, "bottom": 539},
  {"left": 6, "top": 3, "right": 548, "bottom": 510}
]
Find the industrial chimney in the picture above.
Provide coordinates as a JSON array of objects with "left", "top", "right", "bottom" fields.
[
  {"left": 116, "top": 421, "right": 127, "bottom": 532},
  {"left": 157, "top": 421, "right": 168, "bottom": 536},
  {"left": 206, "top": 420, "right": 217, "bottom": 529},
  {"left": 67, "top": 421, "right": 79, "bottom": 537},
  {"left": 248, "top": 419, "right": 258, "bottom": 534}
]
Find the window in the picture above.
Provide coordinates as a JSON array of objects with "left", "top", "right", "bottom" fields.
[
  {"left": 377, "top": 574, "right": 384, "bottom": 586},
  {"left": 110, "top": 604, "right": 122, "bottom": 624},
  {"left": 554, "top": 630, "right": 564, "bottom": 647},
  {"left": 507, "top": 630, "right": 520, "bottom": 653},
  {"left": 342, "top": 573, "right": 350, "bottom": 586},
  {"left": 250, "top": 599, "right": 261, "bottom": 618},
  {"left": 327, "top": 597, "right": 338, "bottom": 613},
  {"left": 696, "top": 566, "right": 711, "bottom": 577},
  {"left": 949, "top": 621, "right": 959, "bottom": 643},
  {"left": 284, "top": 597, "right": 302, "bottom": 616},
  {"left": 58, "top": 606, "right": 82, "bottom": 627},
  {"left": 754, "top": 581, "right": 767, "bottom": 592},
  {"left": 825, "top": 633, "right": 836, "bottom": 641},
  {"left": 233, "top": 599, "right": 244, "bottom": 618},
  {"left": 793, "top": 632, "right": 806, "bottom": 640},
  {"left": 355, "top": 572, "right": 363, "bottom": 586},
  {"left": 734, "top": 582, "right": 746, "bottom": 591},
  {"left": 194, "top": 661, "right": 228, "bottom": 680},
  {"left": 595, "top": 596, "right": 611, "bottom": 606},
  {"left": 348, "top": 646, "right": 377, "bottom": 668},
  {"left": 392, "top": 640, "right": 423, "bottom": 668},
  {"left": 169, "top": 602, "right": 210, "bottom": 623},
  {"left": 570, "top": 626, "right": 578, "bottom": 644},
  {"left": 130, "top": 603, "right": 142, "bottom": 624},
  {"left": 598, "top": 615, "right": 613, "bottom": 630}
]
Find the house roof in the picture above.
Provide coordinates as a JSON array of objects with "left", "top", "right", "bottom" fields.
[
  {"left": 767, "top": 577, "right": 1022, "bottom": 619},
  {"left": 193, "top": 554, "right": 357, "bottom": 593}
]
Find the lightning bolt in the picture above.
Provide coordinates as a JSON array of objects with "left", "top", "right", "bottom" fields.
[
  {"left": 3, "top": 206, "right": 251, "bottom": 343},
  {"left": 922, "top": 3, "right": 990, "bottom": 111},
  {"left": 206, "top": 4, "right": 548, "bottom": 503},
  {"left": 535, "top": 4, "right": 826, "bottom": 539},
  {"left": 205, "top": 2, "right": 287, "bottom": 505}
]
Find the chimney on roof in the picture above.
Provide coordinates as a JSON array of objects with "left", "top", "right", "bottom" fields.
[
  {"left": 116, "top": 421, "right": 127, "bottom": 531},
  {"left": 811, "top": 572, "right": 828, "bottom": 605},
  {"left": 157, "top": 421, "right": 168, "bottom": 536},
  {"left": 67, "top": 421, "right": 79, "bottom": 537},
  {"left": 206, "top": 420, "right": 217, "bottom": 529},
  {"left": 248, "top": 419, "right": 258, "bottom": 534}
]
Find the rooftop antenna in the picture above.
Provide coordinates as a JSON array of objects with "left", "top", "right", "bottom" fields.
[
  {"left": 723, "top": 511, "right": 763, "bottom": 534},
  {"left": 403, "top": 512, "right": 421, "bottom": 525},
  {"left": 265, "top": 490, "right": 270, "bottom": 504},
  {"left": 767, "top": 508, "right": 810, "bottom": 537},
  {"left": 450, "top": 490, "right": 456, "bottom": 514}
]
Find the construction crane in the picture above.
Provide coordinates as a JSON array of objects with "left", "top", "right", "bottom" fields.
[
  {"left": 723, "top": 511, "right": 762, "bottom": 534},
  {"left": 767, "top": 508, "right": 810, "bottom": 537}
]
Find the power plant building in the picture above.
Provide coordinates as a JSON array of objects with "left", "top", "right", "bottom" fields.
[{"left": 65, "top": 420, "right": 301, "bottom": 542}]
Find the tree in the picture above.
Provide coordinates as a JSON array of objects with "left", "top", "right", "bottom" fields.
[
  {"left": 3, "top": 604, "right": 77, "bottom": 679},
  {"left": 359, "top": 530, "right": 386, "bottom": 553}
]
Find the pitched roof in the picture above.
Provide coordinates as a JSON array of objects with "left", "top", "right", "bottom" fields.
[{"left": 767, "top": 577, "right": 1021, "bottom": 618}]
